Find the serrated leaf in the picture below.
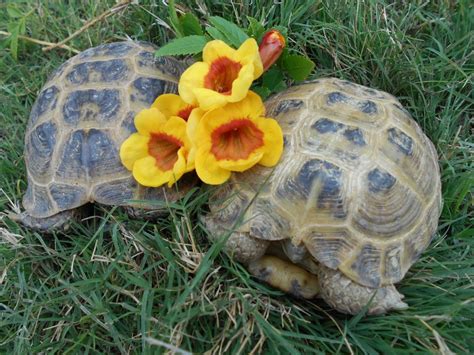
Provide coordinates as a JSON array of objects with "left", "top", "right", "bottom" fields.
[
  {"left": 262, "top": 68, "right": 287, "bottom": 92},
  {"left": 206, "top": 26, "right": 227, "bottom": 41},
  {"left": 282, "top": 54, "right": 315, "bottom": 81},
  {"left": 7, "top": 5, "right": 23, "bottom": 18},
  {"left": 180, "top": 13, "right": 203, "bottom": 36},
  {"left": 208, "top": 16, "right": 249, "bottom": 48},
  {"left": 252, "top": 86, "right": 271, "bottom": 100},
  {"left": 155, "top": 35, "right": 208, "bottom": 57},
  {"left": 246, "top": 16, "right": 264, "bottom": 40}
]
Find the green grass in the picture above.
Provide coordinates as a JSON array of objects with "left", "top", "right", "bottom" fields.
[{"left": 1, "top": 0, "right": 473, "bottom": 353}]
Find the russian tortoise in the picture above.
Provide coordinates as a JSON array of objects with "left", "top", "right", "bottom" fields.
[
  {"left": 15, "top": 41, "right": 191, "bottom": 230},
  {"left": 204, "top": 78, "right": 442, "bottom": 315}
]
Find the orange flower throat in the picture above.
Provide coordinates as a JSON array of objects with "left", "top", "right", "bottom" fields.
[
  {"left": 177, "top": 105, "right": 195, "bottom": 121},
  {"left": 211, "top": 119, "right": 264, "bottom": 161},
  {"left": 204, "top": 57, "right": 242, "bottom": 95},
  {"left": 148, "top": 133, "right": 183, "bottom": 171}
]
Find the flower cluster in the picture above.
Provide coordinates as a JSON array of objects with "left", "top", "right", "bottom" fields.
[{"left": 120, "top": 35, "right": 284, "bottom": 187}]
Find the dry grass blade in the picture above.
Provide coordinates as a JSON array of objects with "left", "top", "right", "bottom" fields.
[
  {"left": 0, "top": 31, "right": 79, "bottom": 53},
  {"left": 43, "top": 0, "right": 133, "bottom": 52}
]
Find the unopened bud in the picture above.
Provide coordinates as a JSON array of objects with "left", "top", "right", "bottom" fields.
[{"left": 258, "top": 30, "right": 286, "bottom": 71}]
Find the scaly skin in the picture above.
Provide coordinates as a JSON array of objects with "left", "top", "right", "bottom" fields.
[{"left": 317, "top": 264, "right": 408, "bottom": 315}]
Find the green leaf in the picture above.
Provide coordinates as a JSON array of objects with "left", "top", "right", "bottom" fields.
[
  {"left": 208, "top": 16, "right": 249, "bottom": 48},
  {"left": 155, "top": 35, "right": 208, "bottom": 57},
  {"left": 7, "top": 5, "right": 23, "bottom": 18},
  {"left": 180, "top": 13, "right": 203, "bottom": 36},
  {"left": 246, "top": 16, "right": 264, "bottom": 40},
  {"left": 206, "top": 26, "right": 227, "bottom": 41},
  {"left": 262, "top": 68, "right": 287, "bottom": 92},
  {"left": 282, "top": 54, "right": 315, "bottom": 81},
  {"left": 252, "top": 86, "right": 272, "bottom": 100}
]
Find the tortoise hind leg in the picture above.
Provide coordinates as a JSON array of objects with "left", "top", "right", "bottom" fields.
[
  {"left": 9, "top": 209, "right": 80, "bottom": 232},
  {"left": 318, "top": 264, "right": 408, "bottom": 315},
  {"left": 249, "top": 255, "right": 320, "bottom": 299}
]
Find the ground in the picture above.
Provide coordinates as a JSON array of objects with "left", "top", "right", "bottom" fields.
[{"left": 0, "top": 1, "right": 473, "bottom": 353}]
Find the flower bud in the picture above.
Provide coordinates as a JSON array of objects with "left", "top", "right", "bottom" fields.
[{"left": 258, "top": 30, "right": 286, "bottom": 71}]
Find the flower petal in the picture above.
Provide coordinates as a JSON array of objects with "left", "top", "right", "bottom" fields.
[
  {"left": 217, "top": 150, "right": 264, "bottom": 172},
  {"left": 119, "top": 133, "right": 149, "bottom": 170},
  {"left": 133, "top": 156, "right": 172, "bottom": 187},
  {"left": 135, "top": 108, "right": 167, "bottom": 135},
  {"left": 203, "top": 40, "right": 236, "bottom": 64},
  {"left": 179, "top": 62, "right": 209, "bottom": 105},
  {"left": 236, "top": 38, "right": 263, "bottom": 78},
  {"left": 163, "top": 116, "right": 189, "bottom": 146},
  {"left": 257, "top": 117, "right": 284, "bottom": 167},
  {"left": 228, "top": 64, "right": 254, "bottom": 102},
  {"left": 195, "top": 147, "right": 231, "bottom": 185},
  {"left": 151, "top": 94, "right": 186, "bottom": 119},
  {"left": 168, "top": 148, "right": 188, "bottom": 187},
  {"left": 194, "top": 88, "right": 229, "bottom": 110}
]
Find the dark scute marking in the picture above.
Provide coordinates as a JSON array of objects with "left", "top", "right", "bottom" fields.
[
  {"left": 121, "top": 111, "right": 137, "bottom": 134},
  {"left": 327, "top": 92, "right": 348, "bottom": 104},
  {"left": 350, "top": 244, "right": 381, "bottom": 287},
  {"left": 78, "top": 42, "right": 134, "bottom": 59},
  {"left": 343, "top": 128, "right": 366, "bottom": 146},
  {"left": 29, "top": 86, "right": 59, "bottom": 125},
  {"left": 295, "top": 159, "right": 346, "bottom": 218},
  {"left": 94, "top": 179, "right": 135, "bottom": 205},
  {"left": 50, "top": 184, "right": 86, "bottom": 210},
  {"left": 27, "top": 122, "right": 57, "bottom": 176},
  {"left": 132, "top": 77, "right": 168, "bottom": 105},
  {"left": 66, "top": 59, "right": 129, "bottom": 85},
  {"left": 273, "top": 99, "right": 304, "bottom": 115},
  {"left": 357, "top": 100, "right": 377, "bottom": 114},
  {"left": 368, "top": 168, "right": 396, "bottom": 193},
  {"left": 62, "top": 89, "right": 121, "bottom": 124},
  {"left": 387, "top": 127, "right": 413, "bottom": 155},
  {"left": 283, "top": 135, "right": 289, "bottom": 148},
  {"left": 138, "top": 52, "right": 184, "bottom": 77},
  {"left": 312, "top": 118, "right": 344, "bottom": 133},
  {"left": 32, "top": 186, "right": 54, "bottom": 217},
  {"left": 87, "top": 129, "right": 125, "bottom": 178},
  {"left": 56, "top": 130, "right": 87, "bottom": 179}
]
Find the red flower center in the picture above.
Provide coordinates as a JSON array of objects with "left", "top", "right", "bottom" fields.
[
  {"left": 204, "top": 57, "right": 242, "bottom": 95},
  {"left": 211, "top": 119, "right": 264, "bottom": 161},
  {"left": 176, "top": 105, "right": 195, "bottom": 121},
  {"left": 148, "top": 133, "right": 183, "bottom": 171}
]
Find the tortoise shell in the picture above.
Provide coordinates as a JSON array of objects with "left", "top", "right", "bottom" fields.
[
  {"left": 207, "top": 78, "right": 442, "bottom": 288},
  {"left": 23, "top": 41, "right": 188, "bottom": 219}
]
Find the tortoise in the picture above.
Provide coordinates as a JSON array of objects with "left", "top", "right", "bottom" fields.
[
  {"left": 204, "top": 78, "right": 442, "bottom": 315},
  {"left": 12, "top": 41, "right": 192, "bottom": 231}
]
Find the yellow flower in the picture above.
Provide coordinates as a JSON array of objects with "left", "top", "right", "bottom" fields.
[
  {"left": 119, "top": 108, "right": 193, "bottom": 187},
  {"left": 151, "top": 94, "right": 197, "bottom": 121},
  {"left": 178, "top": 38, "right": 263, "bottom": 110},
  {"left": 192, "top": 91, "right": 283, "bottom": 185}
]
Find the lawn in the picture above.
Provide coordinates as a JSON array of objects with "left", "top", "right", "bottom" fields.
[{"left": 0, "top": 0, "right": 473, "bottom": 353}]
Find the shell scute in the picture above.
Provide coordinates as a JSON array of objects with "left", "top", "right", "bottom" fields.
[
  {"left": 62, "top": 89, "right": 122, "bottom": 125},
  {"left": 65, "top": 59, "right": 132, "bottom": 87}
]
